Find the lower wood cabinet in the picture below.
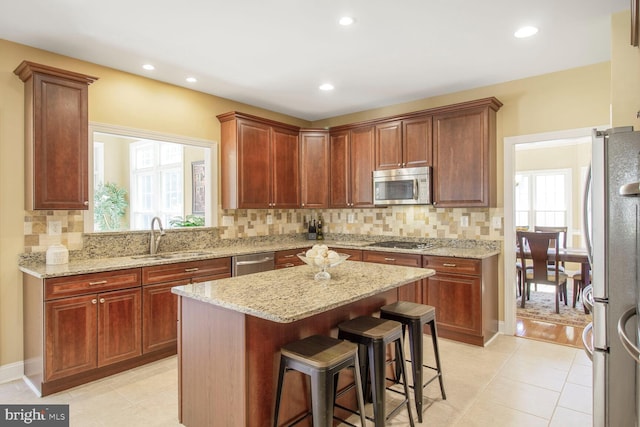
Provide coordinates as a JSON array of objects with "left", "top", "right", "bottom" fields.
[
  {"left": 275, "top": 248, "right": 310, "bottom": 269},
  {"left": 363, "top": 250, "right": 422, "bottom": 303},
  {"left": 141, "top": 258, "right": 231, "bottom": 354},
  {"left": 422, "top": 255, "right": 498, "bottom": 346},
  {"left": 45, "top": 287, "right": 142, "bottom": 382},
  {"left": 44, "top": 294, "right": 98, "bottom": 381},
  {"left": 142, "top": 282, "right": 182, "bottom": 354},
  {"left": 336, "top": 248, "right": 363, "bottom": 261},
  {"left": 23, "top": 258, "right": 232, "bottom": 396}
]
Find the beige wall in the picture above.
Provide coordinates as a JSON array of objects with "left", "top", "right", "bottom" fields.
[
  {"left": 612, "top": 11, "right": 640, "bottom": 126},
  {"left": 2, "top": 6, "right": 635, "bottom": 371}
]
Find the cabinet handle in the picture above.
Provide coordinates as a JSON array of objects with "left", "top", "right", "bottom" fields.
[
  {"left": 284, "top": 254, "right": 294, "bottom": 258},
  {"left": 184, "top": 268, "right": 199, "bottom": 272},
  {"left": 443, "top": 263, "right": 457, "bottom": 267},
  {"left": 89, "top": 280, "right": 108, "bottom": 286},
  {"left": 91, "top": 299, "right": 97, "bottom": 304},
  {"left": 99, "top": 298, "right": 105, "bottom": 303},
  {"left": 384, "top": 258, "right": 396, "bottom": 262},
  {"left": 282, "top": 263, "right": 295, "bottom": 268},
  {"left": 398, "top": 163, "right": 401, "bottom": 167},
  {"left": 84, "top": 201, "right": 89, "bottom": 206}
]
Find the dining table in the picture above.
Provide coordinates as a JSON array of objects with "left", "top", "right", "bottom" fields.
[{"left": 518, "top": 247, "right": 591, "bottom": 313}]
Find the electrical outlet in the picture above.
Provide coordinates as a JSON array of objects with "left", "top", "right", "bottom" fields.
[
  {"left": 492, "top": 216, "right": 502, "bottom": 229},
  {"left": 347, "top": 213, "right": 355, "bottom": 224},
  {"left": 266, "top": 214, "right": 273, "bottom": 225},
  {"left": 222, "top": 215, "right": 234, "bottom": 226},
  {"left": 460, "top": 216, "right": 469, "bottom": 227},
  {"left": 48, "top": 221, "right": 62, "bottom": 236}
]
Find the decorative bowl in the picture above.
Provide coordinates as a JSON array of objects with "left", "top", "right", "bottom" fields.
[{"left": 297, "top": 252, "right": 350, "bottom": 280}]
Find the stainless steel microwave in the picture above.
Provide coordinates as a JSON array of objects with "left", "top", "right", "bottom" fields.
[{"left": 373, "top": 166, "right": 432, "bottom": 205}]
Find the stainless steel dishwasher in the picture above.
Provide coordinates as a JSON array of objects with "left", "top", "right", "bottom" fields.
[{"left": 232, "top": 252, "right": 275, "bottom": 276}]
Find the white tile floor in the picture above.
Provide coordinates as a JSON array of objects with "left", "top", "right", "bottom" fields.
[{"left": 0, "top": 334, "right": 592, "bottom": 426}]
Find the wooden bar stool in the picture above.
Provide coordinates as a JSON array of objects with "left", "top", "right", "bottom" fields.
[
  {"left": 380, "top": 301, "right": 446, "bottom": 423},
  {"left": 273, "top": 334, "right": 367, "bottom": 427},
  {"left": 338, "top": 316, "right": 415, "bottom": 427}
]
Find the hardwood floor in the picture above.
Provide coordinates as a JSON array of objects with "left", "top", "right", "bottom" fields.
[{"left": 516, "top": 317, "right": 586, "bottom": 348}]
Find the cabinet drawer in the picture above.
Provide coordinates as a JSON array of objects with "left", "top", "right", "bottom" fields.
[
  {"left": 422, "top": 256, "right": 481, "bottom": 276},
  {"left": 142, "top": 258, "right": 231, "bottom": 284},
  {"left": 275, "top": 248, "right": 309, "bottom": 268},
  {"left": 337, "top": 248, "right": 363, "bottom": 261},
  {"left": 362, "top": 250, "right": 421, "bottom": 267},
  {"left": 45, "top": 268, "right": 141, "bottom": 300}
]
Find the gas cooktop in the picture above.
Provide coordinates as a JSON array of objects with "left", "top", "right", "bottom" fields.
[{"left": 367, "top": 240, "right": 439, "bottom": 250}]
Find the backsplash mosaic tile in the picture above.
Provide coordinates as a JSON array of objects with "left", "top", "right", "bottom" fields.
[{"left": 22, "top": 206, "right": 504, "bottom": 257}]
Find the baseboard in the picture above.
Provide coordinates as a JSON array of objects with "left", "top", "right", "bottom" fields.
[
  {"left": 498, "top": 319, "right": 506, "bottom": 334},
  {"left": 0, "top": 360, "right": 24, "bottom": 384}
]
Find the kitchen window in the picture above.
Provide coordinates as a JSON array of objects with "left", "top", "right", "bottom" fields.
[
  {"left": 515, "top": 169, "right": 572, "bottom": 230},
  {"left": 130, "top": 140, "right": 183, "bottom": 230}
]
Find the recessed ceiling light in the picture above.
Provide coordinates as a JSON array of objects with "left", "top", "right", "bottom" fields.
[
  {"left": 319, "top": 83, "right": 334, "bottom": 91},
  {"left": 339, "top": 16, "right": 355, "bottom": 26},
  {"left": 186, "top": 77, "right": 197, "bottom": 83},
  {"left": 514, "top": 26, "right": 538, "bottom": 38},
  {"left": 142, "top": 64, "right": 155, "bottom": 71}
]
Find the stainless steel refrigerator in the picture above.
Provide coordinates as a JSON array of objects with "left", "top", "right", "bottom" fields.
[{"left": 583, "top": 126, "right": 640, "bottom": 426}]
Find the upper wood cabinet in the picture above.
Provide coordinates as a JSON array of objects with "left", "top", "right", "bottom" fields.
[
  {"left": 375, "top": 116, "right": 432, "bottom": 170},
  {"left": 403, "top": 115, "right": 433, "bottom": 169},
  {"left": 299, "top": 129, "right": 330, "bottom": 208},
  {"left": 218, "top": 112, "right": 300, "bottom": 209},
  {"left": 14, "top": 61, "right": 98, "bottom": 210},
  {"left": 330, "top": 126, "right": 375, "bottom": 208},
  {"left": 432, "top": 98, "right": 502, "bottom": 207},
  {"left": 375, "top": 120, "right": 403, "bottom": 170}
]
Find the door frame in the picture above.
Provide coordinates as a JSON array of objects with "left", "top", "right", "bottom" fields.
[{"left": 502, "top": 125, "right": 606, "bottom": 335}]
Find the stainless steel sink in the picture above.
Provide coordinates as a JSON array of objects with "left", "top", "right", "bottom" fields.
[{"left": 131, "top": 251, "right": 210, "bottom": 260}]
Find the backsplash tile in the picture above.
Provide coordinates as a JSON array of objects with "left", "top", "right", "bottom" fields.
[{"left": 22, "top": 206, "right": 504, "bottom": 256}]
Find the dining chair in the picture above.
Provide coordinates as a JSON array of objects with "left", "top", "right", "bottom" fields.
[
  {"left": 533, "top": 226, "right": 567, "bottom": 271},
  {"left": 517, "top": 230, "right": 568, "bottom": 314},
  {"left": 514, "top": 226, "right": 530, "bottom": 298}
]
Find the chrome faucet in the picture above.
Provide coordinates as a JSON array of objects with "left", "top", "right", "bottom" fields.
[{"left": 150, "top": 216, "right": 165, "bottom": 255}]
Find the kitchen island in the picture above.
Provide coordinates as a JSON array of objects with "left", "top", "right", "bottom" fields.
[{"left": 172, "top": 260, "right": 435, "bottom": 427}]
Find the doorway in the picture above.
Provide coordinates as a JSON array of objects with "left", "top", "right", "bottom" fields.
[{"left": 503, "top": 126, "right": 605, "bottom": 344}]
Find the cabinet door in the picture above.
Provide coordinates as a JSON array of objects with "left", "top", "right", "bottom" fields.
[
  {"left": 350, "top": 126, "right": 375, "bottom": 208},
  {"left": 423, "top": 273, "right": 481, "bottom": 336},
  {"left": 143, "top": 282, "right": 178, "bottom": 353},
  {"left": 45, "top": 294, "right": 98, "bottom": 381},
  {"left": 271, "top": 126, "right": 300, "bottom": 208},
  {"left": 300, "top": 130, "right": 330, "bottom": 208},
  {"left": 329, "top": 130, "right": 351, "bottom": 207},
  {"left": 237, "top": 119, "right": 272, "bottom": 208},
  {"left": 17, "top": 65, "right": 96, "bottom": 210},
  {"left": 433, "top": 107, "right": 493, "bottom": 207},
  {"left": 403, "top": 115, "right": 432, "bottom": 169},
  {"left": 374, "top": 120, "right": 403, "bottom": 170},
  {"left": 98, "top": 288, "right": 142, "bottom": 367}
]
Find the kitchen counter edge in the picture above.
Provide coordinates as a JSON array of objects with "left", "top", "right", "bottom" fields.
[{"left": 19, "top": 240, "right": 500, "bottom": 279}]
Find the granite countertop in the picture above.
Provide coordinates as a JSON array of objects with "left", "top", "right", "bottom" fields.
[
  {"left": 171, "top": 261, "right": 435, "bottom": 323},
  {"left": 19, "top": 239, "right": 500, "bottom": 279}
]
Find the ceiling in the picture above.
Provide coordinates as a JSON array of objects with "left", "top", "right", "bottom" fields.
[{"left": 0, "top": 0, "right": 629, "bottom": 121}]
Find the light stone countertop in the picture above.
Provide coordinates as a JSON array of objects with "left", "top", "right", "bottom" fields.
[
  {"left": 19, "top": 239, "right": 500, "bottom": 279},
  {"left": 171, "top": 261, "right": 435, "bottom": 323}
]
